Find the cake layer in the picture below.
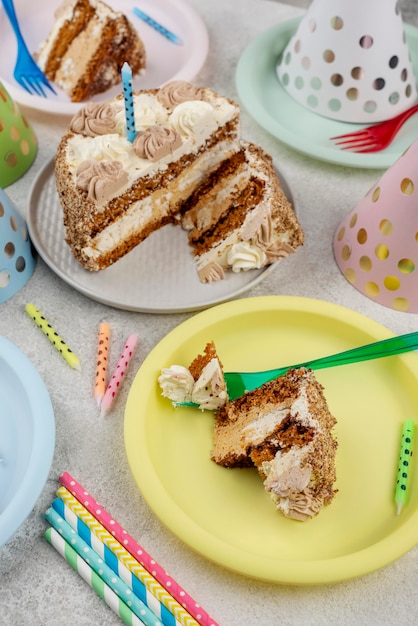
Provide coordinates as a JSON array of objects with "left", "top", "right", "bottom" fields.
[
  {"left": 184, "top": 143, "right": 304, "bottom": 282},
  {"left": 36, "top": 0, "right": 145, "bottom": 102},
  {"left": 211, "top": 368, "right": 338, "bottom": 520},
  {"left": 55, "top": 84, "right": 241, "bottom": 270},
  {"left": 55, "top": 81, "right": 304, "bottom": 280}
]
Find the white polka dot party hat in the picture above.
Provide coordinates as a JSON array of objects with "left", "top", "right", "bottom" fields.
[
  {"left": 276, "top": 0, "right": 418, "bottom": 123},
  {"left": 333, "top": 138, "right": 418, "bottom": 313}
]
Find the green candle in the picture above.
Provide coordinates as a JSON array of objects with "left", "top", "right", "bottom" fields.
[{"left": 395, "top": 419, "right": 415, "bottom": 515}]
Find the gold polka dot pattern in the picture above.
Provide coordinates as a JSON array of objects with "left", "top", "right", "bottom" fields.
[
  {"left": 0, "top": 82, "right": 37, "bottom": 188},
  {"left": 333, "top": 139, "right": 418, "bottom": 312}
]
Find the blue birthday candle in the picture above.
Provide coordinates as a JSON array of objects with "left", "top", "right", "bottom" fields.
[
  {"left": 121, "top": 62, "right": 137, "bottom": 143},
  {"left": 132, "top": 8, "right": 183, "bottom": 45}
]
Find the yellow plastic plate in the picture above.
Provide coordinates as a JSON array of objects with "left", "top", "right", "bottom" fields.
[{"left": 124, "top": 296, "right": 418, "bottom": 584}]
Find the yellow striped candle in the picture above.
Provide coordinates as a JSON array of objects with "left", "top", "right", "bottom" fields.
[
  {"left": 25, "top": 303, "right": 80, "bottom": 370},
  {"left": 57, "top": 486, "right": 198, "bottom": 626}
]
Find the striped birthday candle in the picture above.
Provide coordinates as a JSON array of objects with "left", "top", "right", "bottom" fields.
[
  {"left": 52, "top": 496, "right": 181, "bottom": 626},
  {"left": 56, "top": 487, "right": 196, "bottom": 626},
  {"left": 45, "top": 507, "right": 163, "bottom": 626},
  {"left": 59, "top": 472, "right": 219, "bottom": 626},
  {"left": 45, "top": 527, "right": 145, "bottom": 626}
]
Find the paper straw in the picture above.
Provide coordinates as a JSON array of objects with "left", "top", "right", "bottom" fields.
[
  {"left": 94, "top": 322, "right": 110, "bottom": 407},
  {"left": 100, "top": 333, "right": 138, "bottom": 416},
  {"left": 53, "top": 495, "right": 182, "bottom": 626},
  {"left": 45, "top": 507, "right": 163, "bottom": 626},
  {"left": 44, "top": 527, "right": 145, "bottom": 626},
  {"left": 25, "top": 303, "right": 80, "bottom": 370},
  {"left": 59, "top": 472, "right": 220, "bottom": 626}
]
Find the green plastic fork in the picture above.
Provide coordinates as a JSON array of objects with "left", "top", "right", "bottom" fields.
[{"left": 179, "top": 331, "right": 418, "bottom": 406}]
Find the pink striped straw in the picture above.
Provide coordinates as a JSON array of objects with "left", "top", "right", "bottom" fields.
[{"left": 59, "top": 472, "right": 219, "bottom": 626}]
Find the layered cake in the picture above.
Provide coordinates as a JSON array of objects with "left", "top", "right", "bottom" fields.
[
  {"left": 54, "top": 80, "right": 304, "bottom": 281},
  {"left": 36, "top": 0, "right": 146, "bottom": 102},
  {"left": 181, "top": 142, "right": 303, "bottom": 282},
  {"left": 212, "top": 368, "right": 338, "bottom": 520},
  {"left": 159, "top": 353, "right": 338, "bottom": 521},
  {"left": 158, "top": 342, "right": 227, "bottom": 411}
]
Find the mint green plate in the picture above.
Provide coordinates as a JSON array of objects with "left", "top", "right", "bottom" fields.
[{"left": 236, "top": 18, "right": 418, "bottom": 169}]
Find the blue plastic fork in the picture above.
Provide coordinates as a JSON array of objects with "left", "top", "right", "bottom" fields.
[{"left": 1, "top": 0, "right": 55, "bottom": 96}]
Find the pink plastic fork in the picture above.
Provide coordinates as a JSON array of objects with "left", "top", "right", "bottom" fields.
[{"left": 330, "top": 103, "right": 418, "bottom": 153}]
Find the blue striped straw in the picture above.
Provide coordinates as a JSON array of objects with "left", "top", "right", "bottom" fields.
[
  {"left": 45, "top": 507, "right": 163, "bottom": 626},
  {"left": 45, "top": 527, "right": 144, "bottom": 626},
  {"left": 52, "top": 498, "right": 179, "bottom": 626}
]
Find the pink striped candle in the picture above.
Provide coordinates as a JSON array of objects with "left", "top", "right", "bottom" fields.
[
  {"left": 59, "top": 472, "right": 220, "bottom": 626},
  {"left": 100, "top": 333, "right": 138, "bottom": 416},
  {"left": 94, "top": 322, "right": 110, "bottom": 407}
]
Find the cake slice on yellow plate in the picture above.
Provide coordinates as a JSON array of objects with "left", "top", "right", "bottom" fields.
[{"left": 159, "top": 344, "right": 338, "bottom": 521}]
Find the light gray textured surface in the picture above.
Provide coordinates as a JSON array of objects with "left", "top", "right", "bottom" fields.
[{"left": 2, "top": 1, "right": 418, "bottom": 625}]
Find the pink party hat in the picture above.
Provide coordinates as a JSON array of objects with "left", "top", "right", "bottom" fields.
[
  {"left": 276, "top": 0, "right": 417, "bottom": 123},
  {"left": 333, "top": 138, "right": 418, "bottom": 313}
]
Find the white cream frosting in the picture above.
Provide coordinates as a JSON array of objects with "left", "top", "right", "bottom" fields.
[
  {"left": 66, "top": 92, "right": 238, "bottom": 196},
  {"left": 83, "top": 140, "right": 238, "bottom": 259},
  {"left": 226, "top": 242, "right": 266, "bottom": 272},
  {"left": 241, "top": 387, "right": 324, "bottom": 520},
  {"left": 169, "top": 101, "right": 218, "bottom": 140},
  {"left": 191, "top": 358, "right": 227, "bottom": 410},
  {"left": 260, "top": 446, "right": 324, "bottom": 521},
  {"left": 157, "top": 357, "right": 227, "bottom": 411},
  {"left": 242, "top": 388, "right": 319, "bottom": 448},
  {"left": 158, "top": 365, "right": 194, "bottom": 404},
  {"left": 262, "top": 446, "right": 313, "bottom": 495}
]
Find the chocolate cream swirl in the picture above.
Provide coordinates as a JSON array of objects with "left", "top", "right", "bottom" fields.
[
  {"left": 256, "top": 214, "right": 295, "bottom": 263},
  {"left": 157, "top": 80, "right": 204, "bottom": 109},
  {"left": 133, "top": 126, "right": 182, "bottom": 162},
  {"left": 76, "top": 160, "right": 128, "bottom": 204},
  {"left": 70, "top": 103, "right": 116, "bottom": 137}
]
